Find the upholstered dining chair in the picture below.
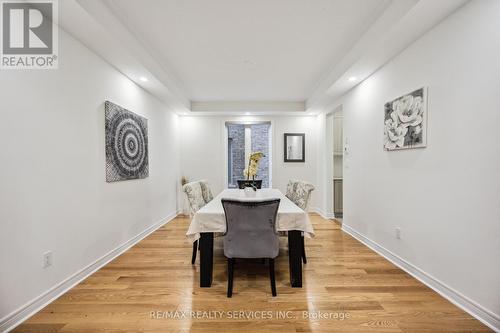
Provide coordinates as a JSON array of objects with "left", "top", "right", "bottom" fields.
[
  {"left": 183, "top": 180, "right": 214, "bottom": 264},
  {"left": 199, "top": 180, "right": 214, "bottom": 203},
  {"left": 221, "top": 198, "right": 281, "bottom": 297},
  {"left": 285, "top": 179, "right": 299, "bottom": 202},
  {"left": 286, "top": 180, "right": 315, "bottom": 264},
  {"left": 292, "top": 181, "right": 315, "bottom": 211}
]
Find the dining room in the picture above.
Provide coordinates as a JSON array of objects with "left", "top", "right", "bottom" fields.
[{"left": 1, "top": 0, "right": 500, "bottom": 332}]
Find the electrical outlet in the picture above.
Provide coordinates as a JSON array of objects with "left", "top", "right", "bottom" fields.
[
  {"left": 43, "top": 251, "right": 53, "bottom": 268},
  {"left": 395, "top": 227, "right": 402, "bottom": 240}
]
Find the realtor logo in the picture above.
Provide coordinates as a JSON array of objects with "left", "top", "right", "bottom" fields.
[{"left": 1, "top": 0, "right": 58, "bottom": 69}]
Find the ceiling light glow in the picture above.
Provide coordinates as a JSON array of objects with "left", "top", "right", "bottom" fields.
[
  {"left": 348, "top": 76, "right": 357, "bottom": 82},
  {"left": 139, "top": 76, "right": 148, "bottom": 82}
]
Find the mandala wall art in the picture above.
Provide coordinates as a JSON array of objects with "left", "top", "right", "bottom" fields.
[
  {"left": 384, "top": 87, "right": 427, "bottom": 150},
  {"left": 105, "top": 101, "right": 149, "bottom": 182}
]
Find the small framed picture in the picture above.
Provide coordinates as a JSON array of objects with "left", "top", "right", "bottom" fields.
[{"left": 284, "top": 133, "right": 305, "bottom": 162}]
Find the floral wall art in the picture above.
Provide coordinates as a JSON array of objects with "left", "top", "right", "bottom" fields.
[{"left": 384, "top": 87, "right": 427, "bottom": 150}]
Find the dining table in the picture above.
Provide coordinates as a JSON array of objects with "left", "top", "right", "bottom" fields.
[{"left": 186, "top": 188, "right": 315, "bottom": 288}]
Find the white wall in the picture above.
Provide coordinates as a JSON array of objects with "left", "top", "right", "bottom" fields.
[
  {"left": 180, "top": 115, "right": 319, "bottom": 208},
  {"left": 341, "top": 0, "right": 500, "bottom": 327},
  {"left": 0, "top": 29, "right": 180, "bottom": 322}
]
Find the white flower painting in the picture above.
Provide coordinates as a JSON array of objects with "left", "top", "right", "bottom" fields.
[{"left": 384, "top": 87, "right": 427, "bottom": 150}]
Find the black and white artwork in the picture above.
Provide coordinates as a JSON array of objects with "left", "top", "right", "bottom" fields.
[
  {"left": 105, "top": 101, "right": 148, "bottom": 182},
  {"left": 384, "top": 87, "right": 427, "bottom": 150}
]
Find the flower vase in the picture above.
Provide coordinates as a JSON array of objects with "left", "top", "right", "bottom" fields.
[{"left": 243, "top": 186, "right": 256, "bottom": 197}]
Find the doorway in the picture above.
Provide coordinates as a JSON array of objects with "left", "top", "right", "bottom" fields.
[
  {"left": 326, "top": 107, "right": 343, "bottom": 220},
  {"left": 332, "top": 111, "right": 343, "bottom": 219}
]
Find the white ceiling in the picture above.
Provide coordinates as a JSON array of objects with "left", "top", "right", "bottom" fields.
[
  {"left": 104, "top": 0, "right": 389, "bottom": 102},
  {"left": 65, "top": 0, "right": 468, "bottom": 114}
]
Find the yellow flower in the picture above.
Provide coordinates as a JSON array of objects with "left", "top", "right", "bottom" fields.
[
  {"left": 249, "top": 152, "right": 264, "bottom": 162},
  {"left": 244, "top": 152, "right": 265, "bottom": 179}
]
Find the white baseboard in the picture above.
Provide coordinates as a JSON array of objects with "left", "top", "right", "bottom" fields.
[
  {"left": 342, "top": 223, "right": 500, "bottom": 332},
  {"left": 310, "top": 207, "right": 336, "bottom": 220},
  {"left": 0, "top": 212, "right": 178, "bottom": 333}
]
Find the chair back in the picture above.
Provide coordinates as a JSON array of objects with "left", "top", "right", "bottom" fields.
[
  {"left": 286, "top": 180, "right": 315, "bottom": 211},
  {"left": 285, "top": 179, "right": 299, "bottom": 201},
  {"left": 199, "top": 180, "right": 214, "bottom": 203},
  {"left": 183, "top": 181, "right": 206, "bottom": 215},
  {"left": 222, "top": 199, "right": 280, "bottom": 259},
  {"left": 293, "top": 181, "right": 315, "bottom": 210}
]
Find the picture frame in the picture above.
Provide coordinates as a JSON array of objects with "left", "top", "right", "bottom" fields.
[
  {"left": 105, "top": 101, "right": 149, "bottom": 182},
  {"left": 384, "top": 87, "right": 428, "bottom": 151},
  {"left": 284, "top": 133, "right": 305, "bottom": 162}
]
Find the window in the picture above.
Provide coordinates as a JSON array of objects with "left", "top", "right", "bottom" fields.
[{"left": 226, "top": 122, "right": 271, "bottom": 188}]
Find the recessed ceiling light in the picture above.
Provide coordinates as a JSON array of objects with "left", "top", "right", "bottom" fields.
[
  {"left": 139, "top": 76, "right": 148, "bottom": 82},
  {"left": 245, "top": 112, "right": 251, "bottom": 115},
  {"left": 348, "top": 76, "right": 357, "bottom": 82}
]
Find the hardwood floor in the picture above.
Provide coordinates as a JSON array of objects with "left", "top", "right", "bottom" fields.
[{"left": 14, "top": 214, "right": 491, "bottom": 333}]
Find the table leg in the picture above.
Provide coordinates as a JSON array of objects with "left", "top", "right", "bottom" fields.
[
  {"left": 288, "top": 230, "right": 302, "bottom": 287},
  {"left": 199, "top": 232, "right": 214, "bottom": 287}
]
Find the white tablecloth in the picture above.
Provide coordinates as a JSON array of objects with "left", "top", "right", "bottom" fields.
[{"left": 186, "top": 188, "right": 315, "bottom": 242}]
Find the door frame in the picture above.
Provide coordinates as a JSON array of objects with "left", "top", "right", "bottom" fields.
[{"left": 222, "top": 118, "right": 274, "bottom": 189}]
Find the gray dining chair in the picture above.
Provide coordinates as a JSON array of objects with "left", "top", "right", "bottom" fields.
[
  {"left": 183, "top": 180, "right": 214, "bottom": 264},
  {"left": 221, "top": 198, "right": 281, "bottom": 297},
  {"left": 286, "top": 180, "right": 315, "bottom": 264}
]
